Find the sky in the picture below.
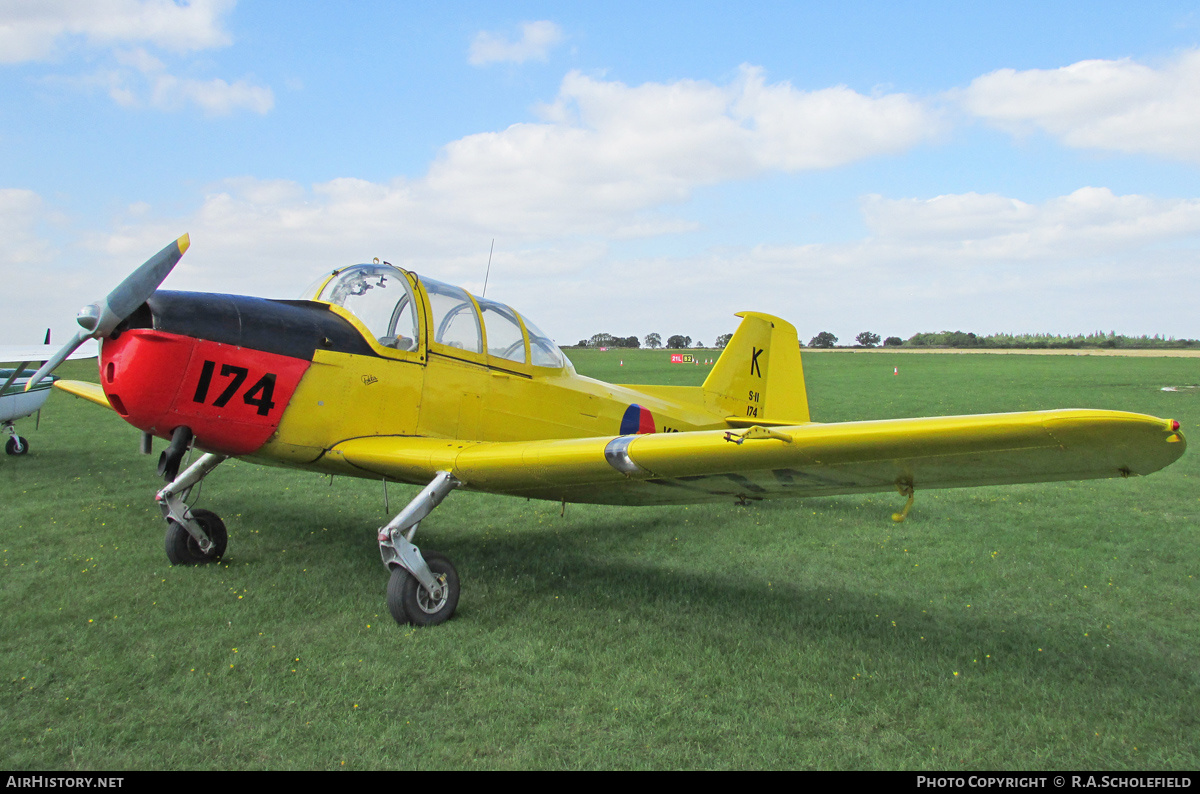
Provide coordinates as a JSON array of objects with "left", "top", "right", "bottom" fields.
[{"left": 2, "top": 0, "right": 1199, "bottom": 349}]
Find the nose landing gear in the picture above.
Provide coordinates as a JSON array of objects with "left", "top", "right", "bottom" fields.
[
  {"left": 4, "top": 424, "right": 27, "bottom": 455},
  {"left": 164, "top": 508, "right": 227, "bottom": 565},
  {"left": 156, "top": 451, "right": 228, "bottom": 565}
]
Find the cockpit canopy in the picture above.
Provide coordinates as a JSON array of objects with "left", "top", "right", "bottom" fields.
[{"left": 301, "top": 263, "right": 569, "bottom": 369}]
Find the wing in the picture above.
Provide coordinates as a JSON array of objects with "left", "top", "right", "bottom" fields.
[
  {"left": 332, "top": 409, "right": 1185, "bottom": 506},
  {"left": 0, "top": 341, "right": 98, "bottom": 364},
  {"left": 53, "top": 379, "right": 112, "bottom": 409}
]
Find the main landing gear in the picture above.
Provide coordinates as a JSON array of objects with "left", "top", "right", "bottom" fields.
[{"left": 153, "top": 445, "right": 462, "bottom": 627}]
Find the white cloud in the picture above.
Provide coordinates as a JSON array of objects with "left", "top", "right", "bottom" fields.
[
  {"left": 469, "top": 20, "right": 564, "bottom": 66},
  {"left": 960, "top": 49, "right": 1200, "bottom": 162},
  {"left": 148, "top": 72, "right": 272, "bottom": 115},
  {"left": 861, "top": 187, "right": 1200, "bottom": 258},
  {"left": 103, "top": 46, "right": 273, "bottom": 114},
  {"left": 424, "top": 67, "right": 939, "bottom": 234},
  {"left": 4, "top": 2, "right": 271, "bottom": 116},
  {"left": 0, "top": 0, "right": 235, "bottom": 63},
  {"left": 733, "top": 69, "right": 939, "bottom": 169},
  {"left": 135, "top": 67, "right": 931, "bottom": 246}
]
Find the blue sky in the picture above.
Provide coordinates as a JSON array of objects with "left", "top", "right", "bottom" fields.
[{"left": 3, "top": 1, "right": 1199, "bottom": 347}]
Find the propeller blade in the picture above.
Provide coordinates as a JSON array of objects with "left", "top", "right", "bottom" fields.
[
  {"left": 25, "top": 328, "right": 90, "bottom": 390},
  {"left": 25, "top": 234, "right": 190, "bottom": 390},
  {"left": 97, "top": 234, "right": 191, "bottom": 337}
]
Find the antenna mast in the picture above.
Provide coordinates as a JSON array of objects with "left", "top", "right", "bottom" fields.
[{"left": 482, "top": 239, "right": 494, "bottom": 298}]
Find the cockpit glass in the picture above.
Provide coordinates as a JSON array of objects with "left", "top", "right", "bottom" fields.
[
  {"left": 307, "top": 264, "right": 419, "bottom": 352},
  {"left": 518, "top": 312, "right": 569, "bottom": 369},
  {"left": 423, "top": 279, "right": 483, "bottom": 354},
  {"left": 305, "top": 264, "right": 566, "bottom": 367},
  {"left": 478, "top": 299, "right": 526, "bottom": 364}
]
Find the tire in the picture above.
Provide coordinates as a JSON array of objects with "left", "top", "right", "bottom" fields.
[
  {"left": 164, "top": 508, "right": 227, "bottom": 565},
  {"left": 386, "top": 551, "right": 459, "bottom": 627},
  {"left": 5, "top": 436, "right": 28, "bottom": 455}
]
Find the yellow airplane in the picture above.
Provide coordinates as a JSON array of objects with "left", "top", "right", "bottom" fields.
[{"left": 29, "top": 235, "right": 1186, "bottom": 626}]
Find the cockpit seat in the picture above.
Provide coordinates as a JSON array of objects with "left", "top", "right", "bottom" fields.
[{"left": 378, "top": 335, "right": 416, "bottom": 352}]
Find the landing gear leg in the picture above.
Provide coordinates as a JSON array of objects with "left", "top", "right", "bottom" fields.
[
  {"left": 378, "top": 471, "right": 461, "bottom": 626},
  {"left": 156, "top": 452, "right": 228, "bottom": 564}
]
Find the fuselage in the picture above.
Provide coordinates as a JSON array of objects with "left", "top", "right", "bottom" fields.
[
  {"left": 97, "top": 264, "right": 727, "bottom": 484},
  {"left": 1, "top": 369, "right": 53, "bottom": 424}
]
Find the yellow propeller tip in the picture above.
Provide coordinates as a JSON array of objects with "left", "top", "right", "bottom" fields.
[{"left": 177, "top": 233, "right": 190, "bottom": 255}]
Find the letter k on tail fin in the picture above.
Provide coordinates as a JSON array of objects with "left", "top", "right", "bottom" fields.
[{"left": 703, "top": 312, "right": 811, "bottom": 425}]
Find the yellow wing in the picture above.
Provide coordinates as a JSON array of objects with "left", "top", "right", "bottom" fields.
[
  {"left": 54, "top": 379, "right": 112, "bottom": 409},
  {"left": 330, "top": 409, "right": 1185, "bottom": 506}
]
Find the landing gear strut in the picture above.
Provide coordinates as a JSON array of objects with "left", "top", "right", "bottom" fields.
[
  {"left": 156, "top": 451, "right": 228, "bottom": 565},
  {"left": 152, "top": 452, "right": 463, "bottom": 625},
  {"left": 378, "top": 471, "right": 461, "bottom": 626}
]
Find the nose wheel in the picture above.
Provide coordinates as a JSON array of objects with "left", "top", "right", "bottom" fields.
[
  {"left": 4, "top": 422, "right": 27, "bottom": 455},
  {"left": 164, "top": 508, "right": 227, "bottom": 565}
]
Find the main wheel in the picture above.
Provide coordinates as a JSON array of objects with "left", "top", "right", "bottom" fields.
[
  {"left": 5, "top": 436, "right": 28, "bottom": 455},
  {"left": 164, "top": 508, "right": 228, "bottom": 565},
  {"left": 386, "top": 551, "right": 459, "bottom": 627}
]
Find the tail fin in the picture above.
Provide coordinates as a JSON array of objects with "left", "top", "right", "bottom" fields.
[{"left": 702, "top": 312, "right": 810, "bottom": 425}]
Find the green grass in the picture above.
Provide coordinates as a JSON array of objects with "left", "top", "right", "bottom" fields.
[{"left": 1, "top": 352, "right": 1197, "bottom": 769}]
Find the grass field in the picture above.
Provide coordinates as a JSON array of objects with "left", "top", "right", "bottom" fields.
[{"left": 1, "top": 350, "right": 1197, "bottom": 770}]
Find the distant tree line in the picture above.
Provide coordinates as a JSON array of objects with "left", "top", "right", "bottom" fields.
[
  {"left": 901, "top": 330, "right": 1199, "bottom": 349},
  {"left": 575, "top": 333, "right": 641, "bottom": 348},
  {"left": 798, "top": 330, "right": 1200, "bottom": 349},
  {"left": 576, "top": 328, "right": 1199, "bottom": 351},
  {"left": 571, "top": 332, "right": 735, "bottom": 349}
]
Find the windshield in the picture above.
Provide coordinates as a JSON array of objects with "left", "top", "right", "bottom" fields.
[
  {"left": 518, "top": 312, "right": 569, "bottom": 369},
  {"left": 306, "top": 264, "right": 419, "bottom": 351}
]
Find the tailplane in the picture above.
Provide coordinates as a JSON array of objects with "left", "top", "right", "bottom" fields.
[{"left": 703, "top": 312, "right": 810, "bottom": 425}]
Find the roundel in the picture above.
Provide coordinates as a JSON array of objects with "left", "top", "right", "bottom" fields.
[{"left": 620, "top": 403, "right": 655, "bottom": 435}]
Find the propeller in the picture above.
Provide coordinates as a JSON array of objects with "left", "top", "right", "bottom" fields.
[{"left": 26, "top": 234, "right": 190, "bottom": 390}]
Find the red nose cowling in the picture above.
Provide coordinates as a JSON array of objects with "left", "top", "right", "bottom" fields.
[{"left": 100, "top": 329, "right": 309, "bottom": 456}]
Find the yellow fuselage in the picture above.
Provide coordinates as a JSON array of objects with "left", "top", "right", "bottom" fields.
[{"left": 257, "top": 310, "right": 726, "bottom": 480}]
